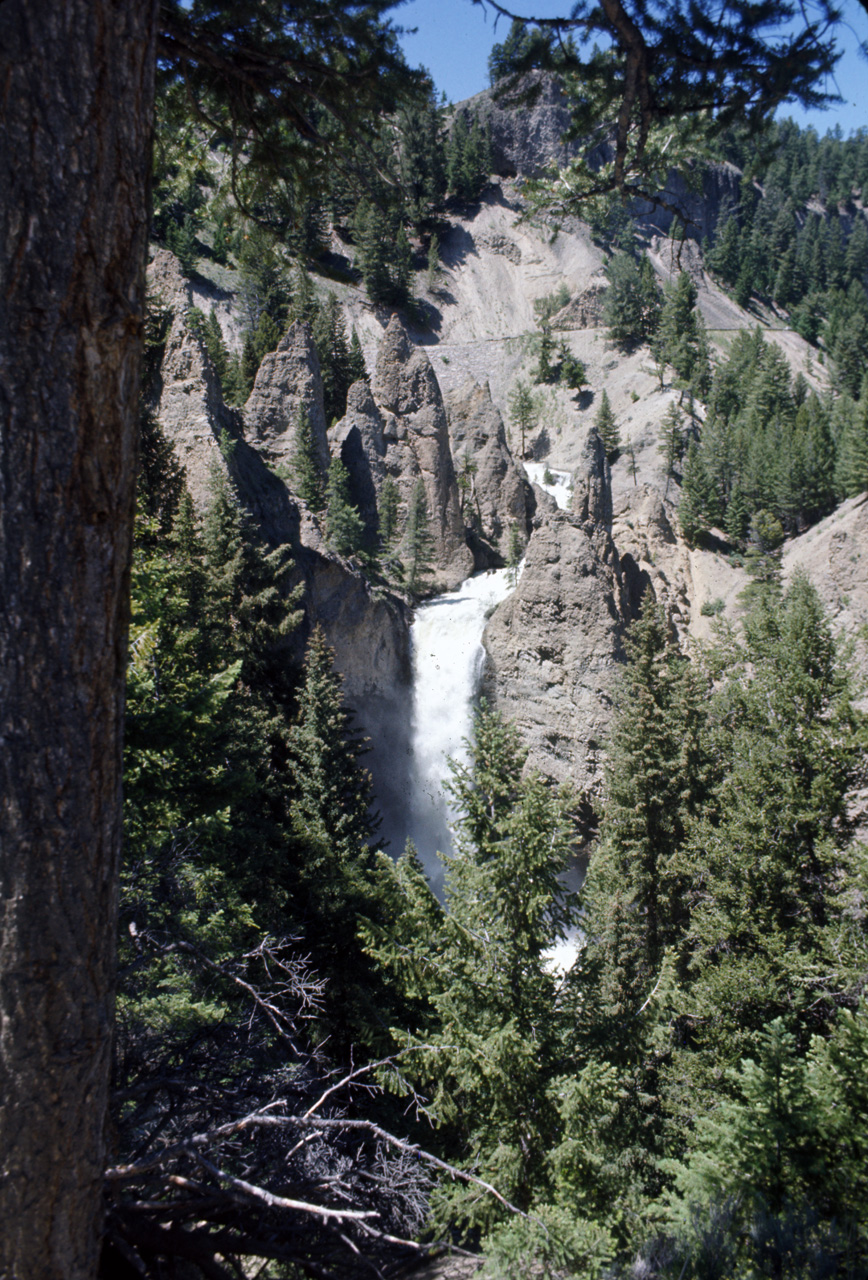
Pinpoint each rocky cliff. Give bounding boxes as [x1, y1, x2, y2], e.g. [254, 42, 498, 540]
[147, 249, 411, 715]
[482, 434, 638, 814]
[445, 378, 536, 555]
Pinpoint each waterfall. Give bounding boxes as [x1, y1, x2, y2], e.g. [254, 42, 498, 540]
[404, 567, 516, 892]
[523, 462, 573, 510]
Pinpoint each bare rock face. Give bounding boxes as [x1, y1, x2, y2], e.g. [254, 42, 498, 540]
[457, 73, 582, 179]
[483, 446, 632, 811]
[482, 507, 629, 809]
[571, 428, 612, 528]
[329, 380, 387, 546]
[147, 250, 411, 716]
[550, 279, 608, 330]
[784, 493, 868, 696]
[445, 378, 535, 554]
[371, 316, 474, 589]
[244, 321, 329, 473]
[149, 248, 243, 509]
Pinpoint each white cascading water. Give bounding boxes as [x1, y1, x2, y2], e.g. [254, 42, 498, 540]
[523, 462, 573, 510]
[405, 567, 516, 893]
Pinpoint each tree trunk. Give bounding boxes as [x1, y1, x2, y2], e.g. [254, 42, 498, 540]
[0, 3, 157, 1276]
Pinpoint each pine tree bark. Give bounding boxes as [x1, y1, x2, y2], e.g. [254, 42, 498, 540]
[0, 3, 157, 1276]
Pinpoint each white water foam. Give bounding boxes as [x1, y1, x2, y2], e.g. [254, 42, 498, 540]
[523, 462, 573, 510]
[406, 567, 516, 891]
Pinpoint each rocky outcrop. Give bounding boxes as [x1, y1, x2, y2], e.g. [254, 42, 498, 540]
[149, 249, 243, 508]
[483, 446, 632, 810]
[244, 322, 329, 473]
[483, 508, 628, 808]
[456, 73, 582, 179]
[329, 379, 387, 546]
[783, 492, 868, 698]
[632, 160, 742, 244]
[571, 428, 612, 528]
[550, 279, 608, 330]
[147, 249, 411, 716]
[445, 378, 535, 554]
[371, 316, 474, 589]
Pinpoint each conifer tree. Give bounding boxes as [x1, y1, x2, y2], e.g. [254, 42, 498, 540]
[602, 252, 662, 348]
[285, 626, 389, 1051]
[594, 389, 620, 461]
[658, 401, 686, 492]
[653, 272, 711, 397]
[377, 476, 400, 548]
[537, 321, 558, 384]
[678, 441, 712, 543]
[312, 292, 353, 424]
[354, 201, 393, 305]
[393, 224, 414, 303]
[567, 596, 712, 1209]
[347, 327, 367, 384]
[673, 575, 863, 1114]
[724, 477, 750, 546]
[291, 406, 326, 511]
[325, 457, 365, 557]
[402, 478, 434, 595]
[506, 524, 525, 588]
[835, 388, 868, 497]
[426, 233, 440, 290]
[368, 705, 577, 1227]
[508, 378, 537, 457]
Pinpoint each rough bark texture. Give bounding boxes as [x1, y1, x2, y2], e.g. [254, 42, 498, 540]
[0, 4, 157, 1277]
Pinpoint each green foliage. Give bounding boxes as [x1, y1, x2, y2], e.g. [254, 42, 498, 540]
[447, 112, 491, 201]
[156, 0, 424, 228]
[603, 253, 663, 349]
[402, 478, 435, 595]
[368, 705, 577, 1229]
[672, 574, 864, 1115]
[652, 273, 711, 397]
[569, 598, 712, 1212]
[377, 476, 401, 548]
[835, 386, 868, 497]
[398, 90, 447, 227]
[487, 19, 567, 85]
[506, 524, 525, 587]
[354, 201, 414, 306]
[680, 327, 839, 539]
[291, 406, 326, 511]
[594, 389, 620, 461]
[660, 1009, 868, 1277]
[283, 625, 392, 1048]
[536, 321, 558, 384]
[658, 401, 686, 488]
[557, 340, 587, 391]
[533, 284, 571, 323]
[508, 379, 538, 457]
[325, 457, 365, 557]
[166, 213, 199, 276]
[426, 233, 441, 289]
[679, 441, 715, 543]
[312, 292, 356, 424]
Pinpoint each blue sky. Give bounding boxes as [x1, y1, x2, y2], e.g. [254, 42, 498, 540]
[397, 0, 868, 136]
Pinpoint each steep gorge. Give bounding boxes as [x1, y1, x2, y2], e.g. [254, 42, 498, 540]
[148, 113, 868, 855]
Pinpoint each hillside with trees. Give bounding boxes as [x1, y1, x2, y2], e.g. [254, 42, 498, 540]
[3, 2, 868, 1279]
